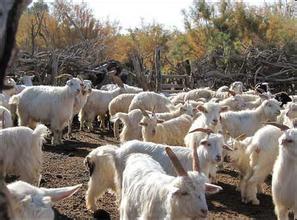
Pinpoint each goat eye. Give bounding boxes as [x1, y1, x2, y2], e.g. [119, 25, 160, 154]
[207, 143, 211, 147]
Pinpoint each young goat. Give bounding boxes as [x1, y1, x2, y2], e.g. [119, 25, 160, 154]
[184, 102, 228, 148]
[140, 110, 193, 146]
[220, 99, 281, 138]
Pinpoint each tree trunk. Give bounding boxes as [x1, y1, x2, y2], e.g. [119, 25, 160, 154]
[0, 1, 32, 218]
[130, 51, 149, 91]
[0, 0, 32, 90]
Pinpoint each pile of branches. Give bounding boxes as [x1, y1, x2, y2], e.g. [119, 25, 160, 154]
[192, 46, 297, 94]
[8, 39, 108, 85]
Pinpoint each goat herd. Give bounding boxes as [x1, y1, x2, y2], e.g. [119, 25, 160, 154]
[0, 72, 296, 219]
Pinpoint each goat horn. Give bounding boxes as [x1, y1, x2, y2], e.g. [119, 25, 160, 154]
[152, 105, 156, 115]
[138, 106, 150, 117]
[235, 133, 247, 141]
[228, 90, 236, 96]
[165, 147, 188, 177]
[192, 144, 200, 172]
[77, 75, 84, 82]
[55, 74, 73, 79]
[264, 122, 289, 131]
[188, 128, 213, 135]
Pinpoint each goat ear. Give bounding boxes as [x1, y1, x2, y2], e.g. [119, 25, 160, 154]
[169, 187, 180, 196]
[220, 106, 228, 112]
[205, 183, 223, 194]
[139, 122, 148, 126]
[42, 184, 82, 203]
[235, 133, 246, 141]
[157, 119, 165, 123]
[197, 105, 208, 113]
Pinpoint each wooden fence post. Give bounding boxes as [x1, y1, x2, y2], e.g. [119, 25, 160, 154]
[155, 47, 161, 92]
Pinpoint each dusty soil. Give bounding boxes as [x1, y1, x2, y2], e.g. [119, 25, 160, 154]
[37, 124, 276, 220]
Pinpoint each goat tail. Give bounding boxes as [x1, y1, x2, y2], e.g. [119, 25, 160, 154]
[8, 95, 20, 105]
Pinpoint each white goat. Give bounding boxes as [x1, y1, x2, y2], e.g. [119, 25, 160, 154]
[9, 78, 82, 145]
[79, 87, 125, 130]
[220, 99, 281, 138]
[240, 125, 283, 205]
[0, 106, 13, 128]
[272, 128, 297, 220]
[128, 91, 175, 113]
[67, 80, 92, 137]
[0, 124, 49, 186]
[108, 93, 136, 138]
[8, 181, 81, 220]
[111, 109, 143, 142]
[140, 112, 193, 146]
[120, 148, 222, 220]
[230, 81, 244, 94]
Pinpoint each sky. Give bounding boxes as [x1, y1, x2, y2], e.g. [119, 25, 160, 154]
[37, 0, 277, 32]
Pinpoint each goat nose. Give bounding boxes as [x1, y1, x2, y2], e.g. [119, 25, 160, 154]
[200, 209, 208, 216]
[216, 155, 221, 162]
[213, 119, 218, 123]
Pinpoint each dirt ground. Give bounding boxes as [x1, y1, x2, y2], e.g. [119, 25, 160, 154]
[37, 124, 277, 220]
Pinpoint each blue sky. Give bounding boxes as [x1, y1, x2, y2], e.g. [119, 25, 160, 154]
[35, 0, 277, 31]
